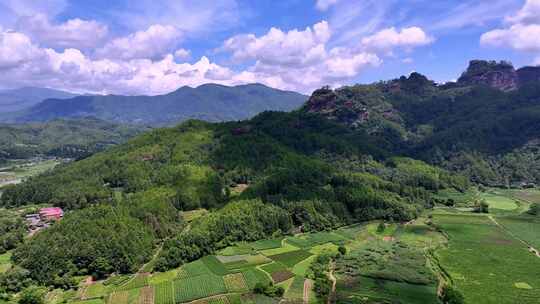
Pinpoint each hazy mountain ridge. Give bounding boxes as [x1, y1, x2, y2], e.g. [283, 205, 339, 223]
[0, 87, 76, 113]
[8, 83, 307, 126]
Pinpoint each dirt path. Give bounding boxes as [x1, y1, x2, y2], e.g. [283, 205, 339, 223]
[303, 279, 312, 304]
[138, 244, 163, 273]
[327, 262, 337, 304]
[488, 215, 540, 258]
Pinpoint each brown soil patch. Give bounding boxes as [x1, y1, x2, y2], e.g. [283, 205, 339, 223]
[138, 286, 154, 304]
[271, 270, 295, 283]
[382, 236, 395, 242]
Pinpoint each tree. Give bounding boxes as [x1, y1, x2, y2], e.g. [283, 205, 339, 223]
[18, 286, 46, 304]
[377, 222, 386, 233]
[338, 245, 347, 255]
[441, 285, 464, 304]
[473, 199, 489, 213]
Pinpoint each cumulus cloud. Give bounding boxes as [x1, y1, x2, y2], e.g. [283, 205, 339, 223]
[506, 0, 540, 25]
[96, 24, 182, 60]
[0, 28, 295, 95]
[221, 21, 383, 93]
[223, 21, 331, 68]
[0, 30, 43, 69]
[481, 0, 540, 58]
[174, 49, 190, 60]
[316, 0, 340, 11]
[361, 27, 433, 54]
[481, 24, 540, 52]
[15, 14, 108, 49]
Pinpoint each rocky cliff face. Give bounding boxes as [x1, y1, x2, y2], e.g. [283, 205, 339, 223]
[458, 60, 540, 91]
[457, 60, 519, 91]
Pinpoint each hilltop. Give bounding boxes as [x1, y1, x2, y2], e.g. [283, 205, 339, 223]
[6, 84, 307, 126]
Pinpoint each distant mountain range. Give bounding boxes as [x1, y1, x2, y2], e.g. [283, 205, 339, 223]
[0, 87, 76, 113]
[2, 84, 307, 126]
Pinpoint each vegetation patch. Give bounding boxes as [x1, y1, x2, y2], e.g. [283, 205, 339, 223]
[173, 274, 227, 303]
[154, 281, 174, 304]
[434, 213, 540, 304]
[515, 282, 533, 290]
[268, 250, 312, 268]
[249, 239, 283, 251]
[283, 276, 304, 300]
[260, 242, 300, 256]
[270, 270, 295, 284]
[241, 268, 272, 290]
[223, 273, 248, 292]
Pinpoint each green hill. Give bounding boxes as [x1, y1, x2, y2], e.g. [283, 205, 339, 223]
[9, 83, 307, 126]
[0, 117, 146, 160]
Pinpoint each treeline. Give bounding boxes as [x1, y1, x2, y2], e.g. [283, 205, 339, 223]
[155, 200, 291, 270]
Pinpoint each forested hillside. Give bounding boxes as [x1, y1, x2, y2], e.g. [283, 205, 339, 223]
[303, 60, 540, 186]
[0, 118, 146, 161]
[0, 109, 468, 284]
[8, 84, 306, 126]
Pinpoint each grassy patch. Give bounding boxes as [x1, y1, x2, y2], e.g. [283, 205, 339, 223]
[249, 238, 283, 251]
[149, 270, 177, 285]
[497, 215, 540, 249]
[284, 276, 304, 300]
[335, 275, 439, 304]
[173, 274, 227, 303]
[480, 192, 518, 211]
[292, 255, 316, 277]
[223, 273, 248, 292]
[260, 242, 300, 256]
[434, 213, 540, 304]
[0, 251, 12, 273]
[201, 256, 229, 276]
[309, 243, 339, 255]
[154, 281, 174, 304]
[241, 268, 272, 290]
[269, 250, 312, 268]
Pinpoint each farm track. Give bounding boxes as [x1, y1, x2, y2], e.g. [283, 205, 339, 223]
[327, 262, 336, 304]
[488, 215, 540, 258]
[303, 279, 312, 304]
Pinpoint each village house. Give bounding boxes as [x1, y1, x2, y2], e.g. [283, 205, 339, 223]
[25, 207, 64, 235]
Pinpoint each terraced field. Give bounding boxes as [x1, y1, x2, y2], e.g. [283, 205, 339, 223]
[60, 202, 540, 304]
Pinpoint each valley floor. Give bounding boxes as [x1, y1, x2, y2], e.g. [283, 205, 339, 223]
[4, 188, 539, 304]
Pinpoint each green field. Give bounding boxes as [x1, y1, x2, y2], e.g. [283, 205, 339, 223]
[173, 274, 227, 303]
[479, 192, 518, 211]
[335, 275, 439, 304]
[0, 251, 12, 273]
[433, 213, 540, 304]
[496, 215, 540, 249]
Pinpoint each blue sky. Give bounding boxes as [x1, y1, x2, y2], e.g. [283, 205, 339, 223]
[0, 0, 538, 95]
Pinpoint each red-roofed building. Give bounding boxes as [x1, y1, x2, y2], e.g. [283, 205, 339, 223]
[39, 207, 64, 221]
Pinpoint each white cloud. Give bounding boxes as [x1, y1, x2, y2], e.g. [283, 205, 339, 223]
[96, 24, 182, 60]
[0, 30, 43, 69]
[15, 14, 108, 49]
[316, 0, 340, 11]
[221, 21, 382, 93]
[481, 24, 540, 52]
[481, 0, 540, 59]
[174, 49, 191, 60]
[361, 27, 433, 53]
[0, 28, 302, 95]
[506, 0, 540, 24]
[223, 21, 331, 68]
